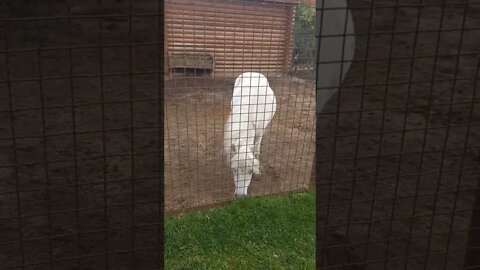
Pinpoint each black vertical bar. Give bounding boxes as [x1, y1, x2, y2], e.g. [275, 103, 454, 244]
[346, 1, 374, 267]
[2, 1, 26, 269]
[425, 0, 469, 268]
[461, 57, 480, 270]
[66, 0, 81, 268]
[378, 1, 403, 268]
[319, 0, 351, 267]
[397, 0, 426, 268]
[34, 2, 54, 268]
[127, 0, 136, 267]
[444, 3, 474, 269]
[96, 0, 109, 268]
[465, 178, 480, 269]
[316, 0, 327, 267]
[403, 0, 447, 267]
[158, 0, 165, 268]
[362, 0, 399, 265]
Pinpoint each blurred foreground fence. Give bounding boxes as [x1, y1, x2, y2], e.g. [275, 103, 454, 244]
[0, 0, 163, 269]
[0, 0, 317, 269]
[316, 0, 480, 269]
[2, 0, 479, 269]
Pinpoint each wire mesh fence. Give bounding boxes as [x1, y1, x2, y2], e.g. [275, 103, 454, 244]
[164, 0, 316, 212]
[0, 0, 163, 269]
[0, 0, 316, 268]
[317, 0, 480, 269]
[1, 0, 479, 269]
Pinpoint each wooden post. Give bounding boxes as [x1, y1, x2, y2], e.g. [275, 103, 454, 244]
[464, 178, 480, 269]
[283, 6, 296, 73]
[165, 2, 171, 77]
[164, 41, 170, 78]
[211, 54, 215, 78]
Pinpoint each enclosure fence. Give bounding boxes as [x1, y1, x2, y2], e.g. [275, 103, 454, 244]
[1, 0, 480, 269]
[317, 0, 480, 269]
[1, 0, 163, 269]
[0, 0, 316, 268]
[164, 0, 316, 212]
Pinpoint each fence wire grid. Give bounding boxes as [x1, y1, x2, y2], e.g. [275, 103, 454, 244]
[0, 0, 163, 269]
[164, 0, 316, 212]
[0, 0, 315, 268]
[1, 0, 480, 269]
[316, 0, 480, 269]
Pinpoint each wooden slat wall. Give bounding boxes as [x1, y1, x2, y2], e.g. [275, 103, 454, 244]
[165, 0, 296, 75]
[283, 6, 295, 72]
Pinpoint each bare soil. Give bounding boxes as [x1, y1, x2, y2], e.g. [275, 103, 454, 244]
[0, 0, 316, 268]
[0, 0, 479, 270]
[164, 75, 316, 212]
[318, 1, 480, 269]
[0, 1, 163, 269]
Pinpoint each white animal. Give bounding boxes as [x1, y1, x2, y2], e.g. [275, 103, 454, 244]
[224, 72, 277, 197]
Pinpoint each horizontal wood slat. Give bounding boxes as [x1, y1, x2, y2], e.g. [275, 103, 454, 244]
[166, 9, 288, 22]
[165, 18, 288, 31]
[165, 4, 288, 16]
[217, 62, 284, 66]
[216, 57, 283, 62]
[166, 46, 285, 53]
[216, 65, 283, 69]
[167, 48, 285, 57]
[166, 0, 295, 74]
[166, 0, 292, 14]
[168, 37, 285, 46]
[167, 31, 285, 40]
[169, 47, 284, 57]
[216, 63, 284, 68]
[166, 22, 287, 36]
[167, 44, 285, 50]
[168, 43, 285, 51]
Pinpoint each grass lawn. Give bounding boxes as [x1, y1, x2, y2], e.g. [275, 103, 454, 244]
[164, 191, 315, 270]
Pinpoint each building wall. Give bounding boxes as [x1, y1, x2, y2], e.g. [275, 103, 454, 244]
[165, 0, 296, 76]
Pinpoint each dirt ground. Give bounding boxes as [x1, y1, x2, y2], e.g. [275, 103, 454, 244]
[164, 75, 316, 212]
[0, 1, 163, 269]
[0, 0, 315, 268]
[318, 1, 480, 269]
[0, 0, 479, 269]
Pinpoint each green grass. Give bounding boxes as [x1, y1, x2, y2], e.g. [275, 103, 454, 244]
[165, 191, 315, 270]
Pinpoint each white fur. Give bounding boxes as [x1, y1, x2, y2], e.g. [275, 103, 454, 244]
[224, 72, 277, 197]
